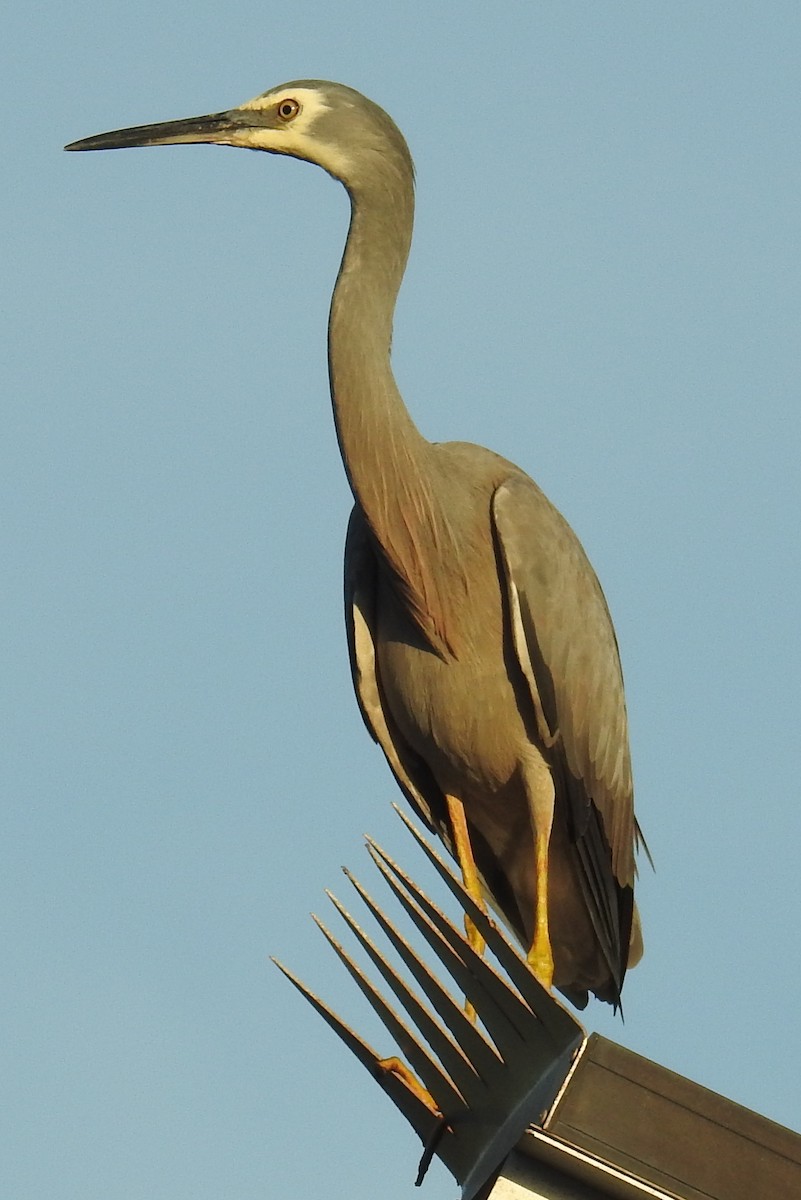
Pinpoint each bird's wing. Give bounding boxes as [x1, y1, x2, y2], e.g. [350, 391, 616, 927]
[491, 476, 636, 889]
[344, 507, 446, 837]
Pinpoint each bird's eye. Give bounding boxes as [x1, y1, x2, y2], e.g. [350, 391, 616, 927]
[277, 98, 300, 121]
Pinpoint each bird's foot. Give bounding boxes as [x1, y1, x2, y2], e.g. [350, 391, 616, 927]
[527, 931, 554, 991]
[462, 916, 484, 1023]
[377, 1057, 440, 1116]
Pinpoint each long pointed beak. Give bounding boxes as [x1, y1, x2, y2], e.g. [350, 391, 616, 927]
[64, 110, 245, 152]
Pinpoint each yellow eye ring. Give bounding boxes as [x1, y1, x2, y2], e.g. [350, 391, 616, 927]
[277, 98, 300, 121]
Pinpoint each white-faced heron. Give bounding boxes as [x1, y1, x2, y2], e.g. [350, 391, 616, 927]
[66, 80, 646, 1009]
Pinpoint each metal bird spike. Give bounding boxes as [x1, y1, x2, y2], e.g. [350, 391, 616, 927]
[273, 808, 585, 1198]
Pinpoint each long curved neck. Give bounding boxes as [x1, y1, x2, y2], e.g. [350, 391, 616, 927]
[329, 163, 460, 655]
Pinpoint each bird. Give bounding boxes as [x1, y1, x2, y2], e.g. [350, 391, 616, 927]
[66, 79, 645, 1009]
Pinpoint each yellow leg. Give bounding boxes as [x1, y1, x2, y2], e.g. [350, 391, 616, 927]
[445, 794, 487, 959]
[527, 825, 554, 989]
[377, 1057, 440, 1115]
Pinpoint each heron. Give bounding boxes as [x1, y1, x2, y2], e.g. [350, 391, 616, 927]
[66, 79, 645, 1010]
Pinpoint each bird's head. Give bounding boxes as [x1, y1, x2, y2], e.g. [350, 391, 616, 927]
[65, 79, 413, 191]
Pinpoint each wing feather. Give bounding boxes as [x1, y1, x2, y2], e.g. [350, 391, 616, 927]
[492, 477, 638, 1000]
[344, 507, 445, 836]
[491, 476, 636, 889]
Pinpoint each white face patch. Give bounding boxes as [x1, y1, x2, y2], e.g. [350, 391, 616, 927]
[239, 85, 331, 120]
[231, 85, 352, 179]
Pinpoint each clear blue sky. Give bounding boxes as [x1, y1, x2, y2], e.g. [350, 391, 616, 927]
[5, 4, 801, 1197]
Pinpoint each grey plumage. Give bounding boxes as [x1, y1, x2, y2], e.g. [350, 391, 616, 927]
[66, 78, 645, 1008]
